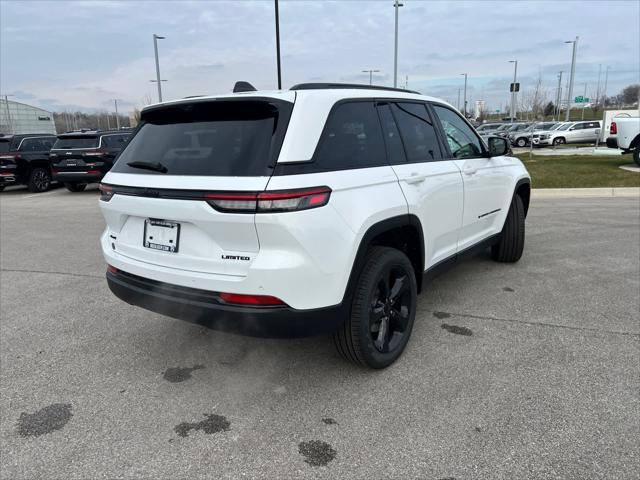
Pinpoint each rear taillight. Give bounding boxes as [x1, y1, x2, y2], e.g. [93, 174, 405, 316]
[219, 292, 286, 306]
[84, 150, 107, 157]
[107, 264, 119, 274]
[99, 183, 113, 202]
[610, 122, 617, 135]
[86, 170, 101, 175]
[205, 186, 331, 213]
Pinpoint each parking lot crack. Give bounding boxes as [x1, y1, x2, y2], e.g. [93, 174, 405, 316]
[1, 268, 103, 280]
[435, 311, 640, 338]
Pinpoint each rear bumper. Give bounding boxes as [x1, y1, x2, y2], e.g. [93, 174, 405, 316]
[606, 137, 619, 149]
[106, 269, 347, 338]
[53, 171, 105, 183]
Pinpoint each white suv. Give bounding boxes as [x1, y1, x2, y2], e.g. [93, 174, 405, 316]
[538, 120, 602, 146]
[100, 83, 531, 368]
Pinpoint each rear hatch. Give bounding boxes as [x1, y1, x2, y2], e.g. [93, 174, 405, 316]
[101, 96, 294, 276]
[0, 138, 17, 178]
[50, 135, 100, 172]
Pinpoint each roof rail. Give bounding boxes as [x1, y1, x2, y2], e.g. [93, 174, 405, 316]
[290, 82, 420, 95]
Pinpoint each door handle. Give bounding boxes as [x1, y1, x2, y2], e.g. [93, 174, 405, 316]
[462, 166, 477, 176]
[405, 173, 427, 184]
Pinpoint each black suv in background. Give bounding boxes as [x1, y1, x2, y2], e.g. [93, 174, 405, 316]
[0, 134, 57, 192]
[50, 130, 131, 192]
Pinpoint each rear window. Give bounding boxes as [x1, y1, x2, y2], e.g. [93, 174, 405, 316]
[53, 136, 99, 149]
[0, 140, 10, 152]
[112, 100, 292, 176]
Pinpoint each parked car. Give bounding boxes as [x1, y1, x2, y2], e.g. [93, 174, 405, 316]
[475, 122, 504, 134]
[50, 130, 131, 191]
[100, 82, 531, 368]
[510, 122, 558, 147]
[607, 117, 640, 165]
[0, 133, 57, 192]
[532, 122, 570, 146]
[479, 123, 513, 140]
[538, 120, 602, 146]
[499, 123, 532, 141]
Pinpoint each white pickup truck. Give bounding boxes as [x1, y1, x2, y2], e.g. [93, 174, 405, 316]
[607, 116, 640, 165]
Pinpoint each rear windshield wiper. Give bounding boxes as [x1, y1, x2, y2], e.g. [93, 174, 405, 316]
[126, 161, 168, 173]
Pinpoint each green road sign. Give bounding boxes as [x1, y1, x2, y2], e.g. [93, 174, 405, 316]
[574, 96, 590, 103]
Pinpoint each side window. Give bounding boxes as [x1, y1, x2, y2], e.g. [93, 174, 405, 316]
[391, 102, 442, 162]
[19, 139, 40, 152]
[103, 135, 128, 149]
[432, 105, 484, 159]
[377, 103, 407, 165]
[314, 101, 386, 170]
[41, 138, 54, 150]
[587, 122, 600, 129]
[571, 123, 584, 130]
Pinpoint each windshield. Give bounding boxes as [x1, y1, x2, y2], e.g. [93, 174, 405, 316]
[53, 136, 99, 149]
[557, 123, 572, 131]
[112, 100, 292, 176]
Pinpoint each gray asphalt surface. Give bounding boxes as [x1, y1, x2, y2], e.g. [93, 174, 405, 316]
[1, 185, 639, 479]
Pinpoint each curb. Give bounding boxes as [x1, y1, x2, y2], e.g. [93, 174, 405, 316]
[532, 187, 640, 198]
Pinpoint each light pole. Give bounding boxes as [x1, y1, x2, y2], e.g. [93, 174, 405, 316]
[362, 69, 380, 85]
[595, 64, 602, 109]
[602, 65, 610, 108]
[564, 36, 578, 121]
[152, 34, 165, 102]
[509, 60, 518, 122]
[581, 83, 587, 120]
[457, 89, 461, 111]
[113, 99, 121, 129]
[554, 71, 563, 121]
[461, 73, 468, 118]
[275, 0, 282, 89]
[393, 1, 403, 88]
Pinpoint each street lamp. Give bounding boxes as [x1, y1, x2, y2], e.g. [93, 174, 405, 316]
[152, 34, 166, 102]
[509, 60, 518, 122]
[362, 69, 380, 85]
[460, 73, 468, 117]
[275, 0, 282, 89]
[602, 65, 610, 107]
[564, 36, 578, 121]
[393, 1, 403, 88]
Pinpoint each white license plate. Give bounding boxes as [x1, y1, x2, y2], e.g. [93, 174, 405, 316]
[143, 219, 180, 253]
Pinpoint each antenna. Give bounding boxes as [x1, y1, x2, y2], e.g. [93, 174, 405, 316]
[233, 81, 257, 93]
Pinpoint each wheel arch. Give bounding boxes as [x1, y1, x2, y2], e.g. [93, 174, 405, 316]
[342, 215, 425, 304]
[514, 178, 531, 217]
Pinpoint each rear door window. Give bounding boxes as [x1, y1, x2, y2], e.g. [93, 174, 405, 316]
[313, 101, 386, 170]
[391, 102, 442, 162]
[112, 100, 291, 176]
[101, 134, 129, 149]
[53, 136, 100, 149]
[432, 105, 484, 159]
[377, 103, 407, 165]
[0, 139, 12, 152]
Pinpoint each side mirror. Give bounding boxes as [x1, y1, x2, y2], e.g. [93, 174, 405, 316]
[488, 136, 509, 157]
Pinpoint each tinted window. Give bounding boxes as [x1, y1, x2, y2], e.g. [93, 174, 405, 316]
[101, 134, 129, 149]
[113, 100, 291, 176]
[0, 140, 11, 152]
[571, 123, 585, 130]
[53, 136, 99, 149]
[20, 138, 50, 152]
[314, 101, 386, 170]
[377, 103, 407, 165]
[587, 122, 600, 129]
[557, 123, 572, 131]
[41, 138, 54, 150]
[391, 103, 441, 162]
[432, 105, 483, 159]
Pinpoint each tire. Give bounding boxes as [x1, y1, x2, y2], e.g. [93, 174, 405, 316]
[516, 137, 527, 148]
[0, 186, 5, 192]
[333, 246, 417, 369]
[552, 137, 565, 146]
[27, 167, 51, 193]
[633, 148, 640, 167]
[65, 182, 87, 192]
[491, 194, 525, 263]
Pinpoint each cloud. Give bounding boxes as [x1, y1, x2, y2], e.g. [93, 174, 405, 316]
[1, 0, 637, 112]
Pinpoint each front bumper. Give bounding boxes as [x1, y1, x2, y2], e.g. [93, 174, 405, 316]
[106, 269, 347, 338]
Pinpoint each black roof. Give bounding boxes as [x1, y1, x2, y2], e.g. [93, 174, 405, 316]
[57, 129, 131, 138]
[290, 82, 421, 95]
[0, 133, 56, 140]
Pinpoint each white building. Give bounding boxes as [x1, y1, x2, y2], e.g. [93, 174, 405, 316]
[0, 99, 56, 135]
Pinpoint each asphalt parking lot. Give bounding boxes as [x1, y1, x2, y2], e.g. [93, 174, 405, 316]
[1, 185, 638, 479]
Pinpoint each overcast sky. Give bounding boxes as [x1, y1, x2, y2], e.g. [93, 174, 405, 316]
[1, 0, 638, 114]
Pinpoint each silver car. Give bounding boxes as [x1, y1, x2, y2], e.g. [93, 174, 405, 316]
[510, 122, 559, 147]
[538, 121, 602, 146]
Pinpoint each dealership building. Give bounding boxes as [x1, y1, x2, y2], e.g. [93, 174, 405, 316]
[0, 98, 56, 135]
